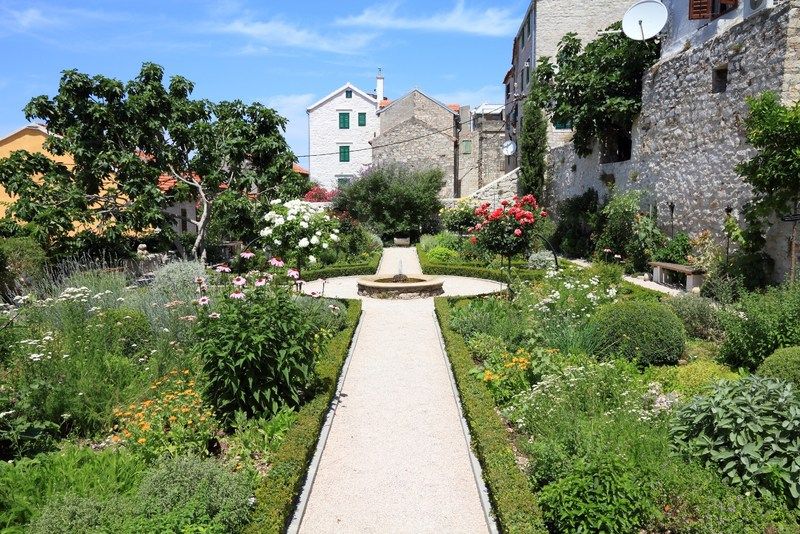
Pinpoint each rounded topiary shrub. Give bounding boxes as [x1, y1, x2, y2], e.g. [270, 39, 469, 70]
[586, 301, 685, 366]
[427, 246, 460, 264]
[757, 346, 800, 388]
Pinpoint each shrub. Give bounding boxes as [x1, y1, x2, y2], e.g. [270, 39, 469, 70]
[136, 455, 254, 533]
[440, 201, 479, 234]
[663, 294, 723, 341]
[539, 456, 655, 533]
[527, 250, 556, 270]
[585, 301, 685, 365]
[646, 359, 739, 398]
[450, 297, 528, 346]
[552, 189, 602, 258]
[419, 231, 464, 253]
[470, 195, 548, 266]
[333, 164, 444, 240]
[671, 376, 800, 507]
[151, 260, 207, 301]
[720, 283, 800, 370]
[653, 232, 692, 264]
[427, 246, 460, 264]
[93, 307, 153, 358]
[758, 346, 800, 388]
[28, 493, 130, 534]
[0, 236, 47, 289]
[197, 283, 324, 422]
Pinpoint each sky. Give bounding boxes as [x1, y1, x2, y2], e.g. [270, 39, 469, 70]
[0, 0, 528, 166]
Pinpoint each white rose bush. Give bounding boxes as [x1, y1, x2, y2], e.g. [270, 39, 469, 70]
[260, 199, 340, 275]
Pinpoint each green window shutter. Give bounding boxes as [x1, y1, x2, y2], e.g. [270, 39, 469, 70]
[461, 140, 473, 154]
[339, 112, 350, 129]
[345, 89, 353, 98]
[358, 112, 367, 126]
[339, 145, 350, 162]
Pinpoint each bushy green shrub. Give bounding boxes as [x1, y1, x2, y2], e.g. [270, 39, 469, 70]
[527, 250, 556, 270]
[663, 294, 723, 341]
[552, 189, 602, 258]
[646, 359, 739, 398]
[197, 284, 322, 422]
[440, 201, 479, 234]
[0, 445, 145, 528]
[419, 231, 464, 253]
[292, 296, 346, 332]
[333, 164, 444, 240]
[539, 456, 655, 533]
[151, 260, 207, 301]
[671, 376, 800, 507]
[427, 246, 460, 264]
[136, 456, 254, 533]
[0, 236, 47, 288]
[28, 493, 130, 534]
[758, 346, 800, 388]
[720, 282, 800, 370]
[653, 232, 692, 264]
[585, 301, 685, 365]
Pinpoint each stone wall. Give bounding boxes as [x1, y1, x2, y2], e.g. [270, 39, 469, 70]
[469, 168, 520, 207]
[458, 115, 506, 196]
[545, 2, 798, 280]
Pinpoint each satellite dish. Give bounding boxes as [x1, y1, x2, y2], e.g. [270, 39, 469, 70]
[502, 140, 517, 156]
[622, 0, 668, 41]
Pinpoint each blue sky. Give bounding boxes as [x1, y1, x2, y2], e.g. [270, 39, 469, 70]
[0, 0, 527, 165]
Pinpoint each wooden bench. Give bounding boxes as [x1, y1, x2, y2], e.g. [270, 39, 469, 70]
[648, 261, 706, 292]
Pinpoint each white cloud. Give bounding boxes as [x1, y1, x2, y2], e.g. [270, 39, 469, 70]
[263, 93, 316, 166]
[0, 7, 57, 31]
[215, 18, 377, 54]
[432, 85, 504, 107]
[336, 1, 520, 38]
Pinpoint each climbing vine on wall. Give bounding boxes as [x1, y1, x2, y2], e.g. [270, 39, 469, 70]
[531, 23, 660, 159]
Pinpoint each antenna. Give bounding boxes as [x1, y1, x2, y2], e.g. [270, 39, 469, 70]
[622, 0, 668, 41]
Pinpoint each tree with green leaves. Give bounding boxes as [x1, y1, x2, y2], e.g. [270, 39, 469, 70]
[737, 91, 800, 280]
[531, 24, 659, 159]
[518, 92, 549, 199]
[0, 63, 297, 261]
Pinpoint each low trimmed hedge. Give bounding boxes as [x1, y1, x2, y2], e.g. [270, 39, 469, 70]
[434, 298, 546, 533]
[301, 252, 381, 280]
[245, 299, 362, 533]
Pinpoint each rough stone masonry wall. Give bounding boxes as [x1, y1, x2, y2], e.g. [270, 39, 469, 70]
[546, 2, 798, 280]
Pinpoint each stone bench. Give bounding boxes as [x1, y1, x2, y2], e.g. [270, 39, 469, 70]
[648, 261, 706, 292]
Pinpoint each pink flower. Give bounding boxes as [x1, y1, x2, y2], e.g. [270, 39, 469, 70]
[229, 290, 246, 300]
[232, 276, 247, 287]
[514, 228, 522, 237]
[208, 312, 221, 319]
[310, 291, 321, 298]
[198, 296, 210, 306]
[255, 278, 267, 287]
[240, 250, 255, 259]
[287, 269, 300, 280]
[194, 277, 205, 285]
[215, 264, 231, 273]
[269, 257, 285, 267]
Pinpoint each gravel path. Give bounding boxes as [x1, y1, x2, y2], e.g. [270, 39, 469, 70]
[295, 248, 497, 533]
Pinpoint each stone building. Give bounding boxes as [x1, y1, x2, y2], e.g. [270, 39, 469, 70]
[543, 0, 800, 281]
[503, 0, 632, 171]
[371, 90, 505, 198]
[306, 73, 389, 190]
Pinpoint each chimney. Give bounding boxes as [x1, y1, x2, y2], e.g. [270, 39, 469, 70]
[376, 68, 384, 109]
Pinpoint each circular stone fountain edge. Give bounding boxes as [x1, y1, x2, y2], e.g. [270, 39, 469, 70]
[357, 274, 444, 299]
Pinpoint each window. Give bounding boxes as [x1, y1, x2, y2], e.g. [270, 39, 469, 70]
[345, 89, 353, 98]
[336, 175, 354, 188]
[526, 11, 531, 39]
[339, 145, 350, 162]
[180, 208, 188, 232]
[338, 112, 350, 129]
[553, 119, 573, 130]
[688, 0, 738, 20]
[461, 140, 473, 155]
[505, 83, 511, 100]
[358, 112, 367, 126]
[712, 65, 729, 93]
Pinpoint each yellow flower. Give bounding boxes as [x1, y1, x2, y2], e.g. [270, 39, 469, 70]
[137, 437, 146, 444]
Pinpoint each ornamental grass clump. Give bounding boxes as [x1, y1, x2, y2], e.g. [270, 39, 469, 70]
[585, 300, 685, 366]
[195, 275, 330, 423]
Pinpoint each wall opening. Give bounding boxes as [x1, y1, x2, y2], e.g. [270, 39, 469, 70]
[712, 66, 729, 93]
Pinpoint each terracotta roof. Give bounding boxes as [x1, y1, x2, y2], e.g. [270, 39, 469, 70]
[292, 162, 310, 176]
[379, 98, 391, 109]
[447, 104, 461, 113]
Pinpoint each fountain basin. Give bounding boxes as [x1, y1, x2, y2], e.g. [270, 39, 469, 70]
[357, 274, 444, 299]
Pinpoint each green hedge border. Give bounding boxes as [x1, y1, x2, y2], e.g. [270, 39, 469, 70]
[418, 246, 661, 302]
[301, 252, 381, 280]
[246, 299, 362, 533]
[434, 297, 546, 533]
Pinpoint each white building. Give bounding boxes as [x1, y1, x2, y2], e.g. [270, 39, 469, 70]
[307, 72, 386, 189]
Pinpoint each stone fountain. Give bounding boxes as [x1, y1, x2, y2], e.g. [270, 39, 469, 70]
[357, 259, 444, 299]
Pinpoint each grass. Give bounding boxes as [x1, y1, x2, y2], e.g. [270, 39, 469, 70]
[434, 297, 546, 533]
[245, 299, 362, 533]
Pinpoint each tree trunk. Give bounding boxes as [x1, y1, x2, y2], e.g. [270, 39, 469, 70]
[791, 219, 797, 282]
[192, 199, 211, 264]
